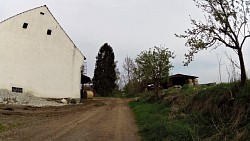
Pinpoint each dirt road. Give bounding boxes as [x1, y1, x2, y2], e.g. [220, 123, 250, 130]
[0, 98, 140, 141]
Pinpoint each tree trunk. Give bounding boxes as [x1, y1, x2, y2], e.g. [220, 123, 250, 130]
[238, 49, 247, 86]
[154, 81, 159, 100]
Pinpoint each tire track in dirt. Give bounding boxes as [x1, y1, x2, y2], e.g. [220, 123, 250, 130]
[56, 98, 140, 141]
[37, 105, 103, 140]
[19, 102, 102, 141]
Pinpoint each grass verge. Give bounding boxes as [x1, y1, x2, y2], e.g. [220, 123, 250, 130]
[129, 100, 195, 141]
[130, 80, 250, 140]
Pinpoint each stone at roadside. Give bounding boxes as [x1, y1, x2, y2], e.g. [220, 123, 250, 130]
[61, 98, 68, 104]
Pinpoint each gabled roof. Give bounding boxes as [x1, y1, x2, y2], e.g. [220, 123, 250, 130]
[0, 5, 84, 58]
[170, 74, 198, 79]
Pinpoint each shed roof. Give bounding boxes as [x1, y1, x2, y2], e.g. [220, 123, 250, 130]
[170, 74, 198, 79]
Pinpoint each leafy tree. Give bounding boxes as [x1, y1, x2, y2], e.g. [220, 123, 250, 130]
[93, 43, 117, 96]
[135, 46, 175, 98]
[176, 0, 250, 86]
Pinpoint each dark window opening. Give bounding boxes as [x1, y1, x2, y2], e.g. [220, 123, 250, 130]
[22, 23, 28, 29]
[40, 12, 45, 15]
[47, 29, 52, 35]
[12, 87, 23, 93]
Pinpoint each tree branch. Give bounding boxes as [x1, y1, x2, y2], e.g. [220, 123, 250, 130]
[218, 1, 239, 46]
[240, 34, 250, 49]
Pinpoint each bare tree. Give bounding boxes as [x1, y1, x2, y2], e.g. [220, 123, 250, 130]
[216, 54, 225, 83]
[122, 56, 136, 85]
[224, 51, 241, 82]
[176, 0, 250, 86]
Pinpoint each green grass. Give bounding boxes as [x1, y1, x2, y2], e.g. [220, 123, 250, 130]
[0, 123, 7, 132]
[188, 81, 250, 140]
[130, 80, 250, 140]
[0, 121, 23, 133]
[129, 101, 195, 141]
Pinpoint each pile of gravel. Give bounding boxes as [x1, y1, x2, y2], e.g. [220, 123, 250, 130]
[0, 89, 65, 107]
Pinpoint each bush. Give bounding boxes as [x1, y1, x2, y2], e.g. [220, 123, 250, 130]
[138, 91, 155, 102]
[112, 88, 125, 98]
[123, 81, 141, 97]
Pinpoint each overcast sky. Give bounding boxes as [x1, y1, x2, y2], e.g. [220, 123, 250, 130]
[0, 0, 249, 84]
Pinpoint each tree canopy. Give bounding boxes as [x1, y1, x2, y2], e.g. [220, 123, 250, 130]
[92, 43, 117, 96]
[176, 0, 250, 86]
[135, 46, 175, 98]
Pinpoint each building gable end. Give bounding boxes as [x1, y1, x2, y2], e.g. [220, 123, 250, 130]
[0, 5, 84, 58]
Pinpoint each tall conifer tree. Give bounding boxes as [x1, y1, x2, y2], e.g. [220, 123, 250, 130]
[93, 43, 117, 96]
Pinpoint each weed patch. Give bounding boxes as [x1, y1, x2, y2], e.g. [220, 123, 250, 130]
[0, 123, 7, 132]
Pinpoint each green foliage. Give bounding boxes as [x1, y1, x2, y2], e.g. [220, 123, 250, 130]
[0, 123, 7, 132]
[138, 91, 155, 102]
[135, 46, 174, 81]
[93, 43, 117, 97]
[176, 0, 250, 65]
[135, 46, 175, 98]
[176, 0, 249, 85]
[186, 80, 250, 140]
[112, 88, 125, 98]
[0, 122, 20, 132]
[123, 81, 141, 97]
[131, 81, 250, 140]
[129, 100, 195, 141]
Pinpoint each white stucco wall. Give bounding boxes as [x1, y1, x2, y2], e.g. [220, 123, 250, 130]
[0, 6, 84, 98]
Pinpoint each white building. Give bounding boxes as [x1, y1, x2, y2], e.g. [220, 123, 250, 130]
[0, 5, 85, 98]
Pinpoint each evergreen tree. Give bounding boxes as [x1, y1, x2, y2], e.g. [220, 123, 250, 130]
[93, 43, 117, 96]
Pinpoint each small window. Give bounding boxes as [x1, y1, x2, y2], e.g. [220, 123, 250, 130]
[47, 29, 52, 35]
[22, 23, 28, 29]
[40, 12, 44, 15]
[12, 87, 23, 93]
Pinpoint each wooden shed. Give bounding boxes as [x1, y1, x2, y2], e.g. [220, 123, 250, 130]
[168, 74, 198, 87]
